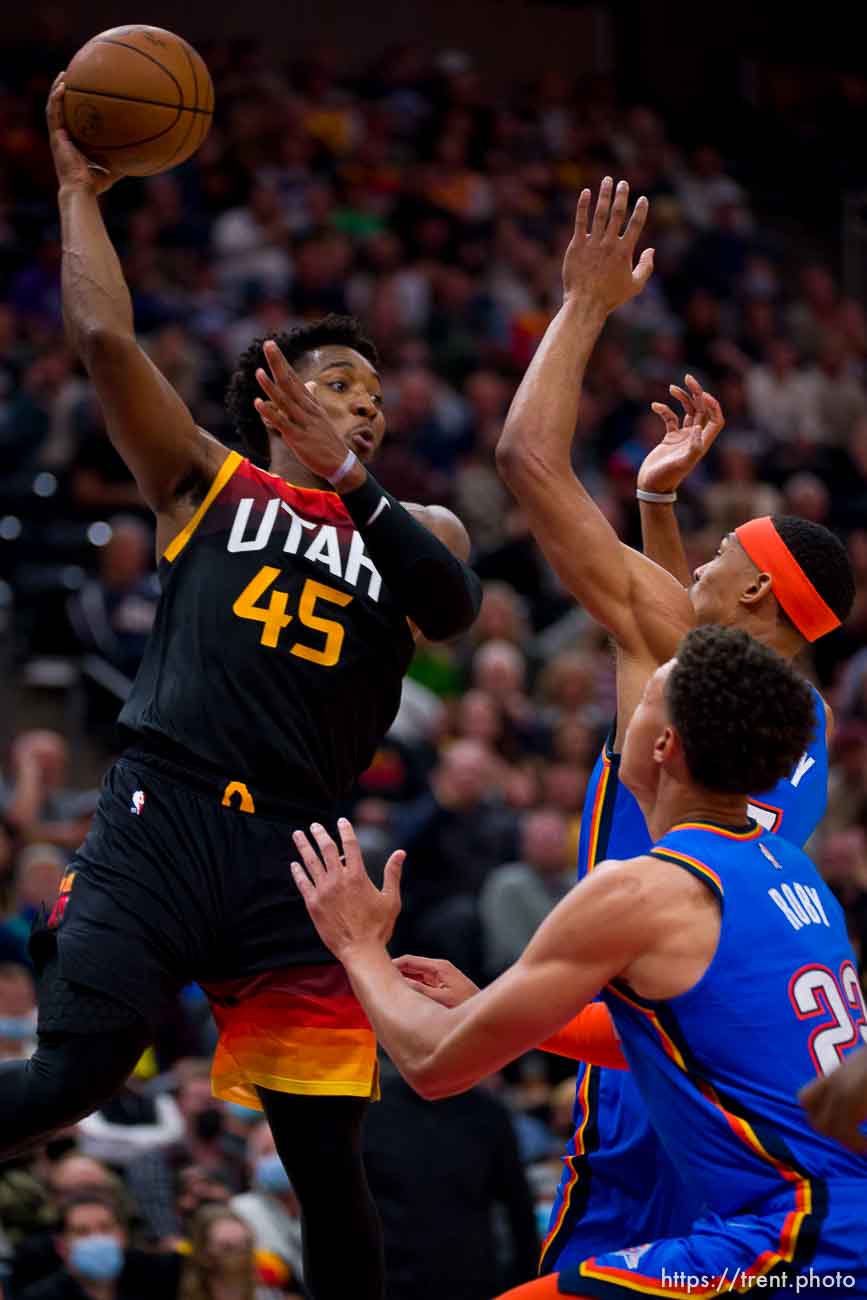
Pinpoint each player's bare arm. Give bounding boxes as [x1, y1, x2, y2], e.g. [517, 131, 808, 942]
[638, 375, 725, 588]
[495, 180, 693, 667]
[395, 956, 627, 1067]
[291, 821, 716, 1099]
[49, 79, 225, 546]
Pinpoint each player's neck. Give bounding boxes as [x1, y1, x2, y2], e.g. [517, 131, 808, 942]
[644, 777, 750, 842]
[267, 442, 332, 492]
[736, 614, 803, 664]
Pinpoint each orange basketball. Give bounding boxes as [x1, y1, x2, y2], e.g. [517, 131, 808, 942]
[63, 25, 214, 178]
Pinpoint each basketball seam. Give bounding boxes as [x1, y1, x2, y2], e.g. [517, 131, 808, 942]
[94, 38, 185, 103]
[157, 36, 201, 170]
[65, 86, 211, 115]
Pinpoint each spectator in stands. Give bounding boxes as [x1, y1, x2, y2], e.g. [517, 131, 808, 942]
[0, 961, 36, 1060]
[479, 807, 573, 976]
[745, 339, 811, 441]
[125, 1063, 245, 1250]
[17, 1190, 180, 1300]
[0, 731, 95, 853]
[8, 1154, 133, 1295]
[230, 1121, 304, 1288]
[66, 515, 159, 737]
[363, 1056, 539, 1300]
[0, 843, 65, 958]
[390, 739, 518, 979]
[178, 1205, 292, 1300]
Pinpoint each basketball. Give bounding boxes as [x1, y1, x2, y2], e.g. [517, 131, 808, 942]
[63, 25, 214, 178]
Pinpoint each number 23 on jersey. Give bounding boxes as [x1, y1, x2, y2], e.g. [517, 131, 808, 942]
[234, 567, 352, 666]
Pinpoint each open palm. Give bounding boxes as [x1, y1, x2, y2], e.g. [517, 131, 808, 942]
[638, 374, 724, 494]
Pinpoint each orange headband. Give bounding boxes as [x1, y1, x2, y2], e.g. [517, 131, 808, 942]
[735, 517, 841, 642]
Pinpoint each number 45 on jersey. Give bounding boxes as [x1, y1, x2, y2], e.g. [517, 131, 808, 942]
[234, 568, 352, 666]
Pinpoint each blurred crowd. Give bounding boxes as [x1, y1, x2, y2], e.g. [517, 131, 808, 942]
[2, 29, 867, 1300]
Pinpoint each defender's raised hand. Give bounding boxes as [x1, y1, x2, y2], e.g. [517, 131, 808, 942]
[639, 374, 725, 495]
[291, 818, 405, 961]
[46, 76, 118, 196]
[562, 178, 654, 315]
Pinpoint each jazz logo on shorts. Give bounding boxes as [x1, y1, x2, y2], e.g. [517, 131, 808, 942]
[130, 789, 147, 816]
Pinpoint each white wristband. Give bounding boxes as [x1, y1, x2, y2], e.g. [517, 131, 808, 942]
[326, 448, 358, 488]
[636, 488, 677, 504]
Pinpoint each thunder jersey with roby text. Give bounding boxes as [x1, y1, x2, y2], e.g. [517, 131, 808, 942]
[541, 692, 828, 1272]
[120, 452, 415, 805]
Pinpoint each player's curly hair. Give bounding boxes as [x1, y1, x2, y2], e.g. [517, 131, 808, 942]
[667, 625, 815, 795]
[225, 315, 379, 467]
[770, 515, 855, 630]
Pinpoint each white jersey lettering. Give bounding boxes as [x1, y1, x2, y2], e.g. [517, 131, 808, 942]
[790, 752, 816, 789]
[227, 497, 280, 552]
[344, 530, 383, 602]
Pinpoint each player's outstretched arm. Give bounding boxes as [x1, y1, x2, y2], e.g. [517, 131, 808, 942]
[49, 79, 223, 518]
[496, 181, 691, 661]
[638, 375, 725, 588]
[292, 820, 649, 1099]
[393, 954, 628, 1068]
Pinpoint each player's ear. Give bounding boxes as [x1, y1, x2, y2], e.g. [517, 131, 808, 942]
[739, 569, 773, 608]
[653, 725, 671, 766]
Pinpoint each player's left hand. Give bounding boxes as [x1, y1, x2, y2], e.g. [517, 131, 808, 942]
[393, 955, 480, 1007]
[638, 374, 725, 495]
[291, 818, 405, 960]
[798, 1048, 867, 1155]
[254, 340, 348, 480]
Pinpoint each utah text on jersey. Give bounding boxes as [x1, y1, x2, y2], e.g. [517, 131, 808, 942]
[226, 496, 384, 601]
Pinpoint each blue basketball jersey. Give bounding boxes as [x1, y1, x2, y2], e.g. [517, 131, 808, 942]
[541, 690, 830, 1273]
[603, 823, 867, 1213]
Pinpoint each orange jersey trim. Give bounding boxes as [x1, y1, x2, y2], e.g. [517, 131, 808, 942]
[585, 751, 613, 874]
[163, 449, 242, 562]
[538, 1065, 595, 1270]
[649, 847, 724, 898]
[667, 820, 762, 841]
[592, 984, 814, 1293]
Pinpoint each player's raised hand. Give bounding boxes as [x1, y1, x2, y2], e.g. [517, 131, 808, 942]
[46, 75, 117, 196]
[638, 374, 725, 495]
[562, 178, 654, 315]
[393, 955, 480, 1008]
[798, 1048, 867, 1155]
[291, 818, 405, 960]
[255, 340, 351, 481]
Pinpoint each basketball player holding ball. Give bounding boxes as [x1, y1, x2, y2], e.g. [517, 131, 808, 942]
[0, 54, 480, 1300]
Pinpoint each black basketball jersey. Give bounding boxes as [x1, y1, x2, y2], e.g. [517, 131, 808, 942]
[120, 451, 415, 805]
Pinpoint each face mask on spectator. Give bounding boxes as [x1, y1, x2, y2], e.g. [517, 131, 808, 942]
[70, 1234, 124, 1281]
[194, 1106, 223, 1140]
[226, 1101, 260, 1123]
[255, 1154, 292, 1194]
[0, 1011, 37, 1039]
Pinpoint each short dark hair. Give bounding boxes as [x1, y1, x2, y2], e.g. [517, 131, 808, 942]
[771, 516, 855, 631]
[667, 626, 816, 795]
[58, 1189, 126, 1233]
[225, 315, 379, 467]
